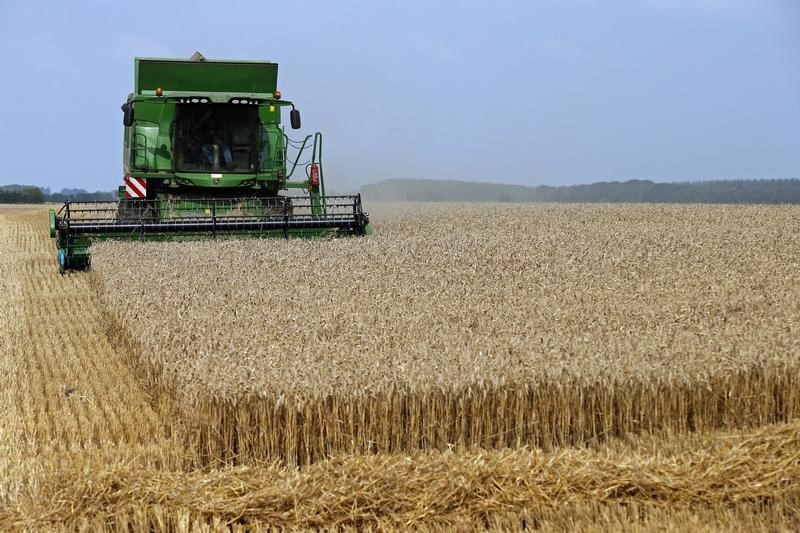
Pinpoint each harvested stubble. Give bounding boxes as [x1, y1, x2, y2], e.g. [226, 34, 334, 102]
[3, 419, 799, 531]
[91, 203, 800, 464]
[0, 209, 178, 505]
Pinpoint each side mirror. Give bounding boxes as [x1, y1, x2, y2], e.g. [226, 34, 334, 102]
[122, 103, 134, 127]
[290, 108, 301, 129]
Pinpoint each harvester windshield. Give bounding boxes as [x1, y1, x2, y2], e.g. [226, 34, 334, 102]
[174, 104, 259, 173]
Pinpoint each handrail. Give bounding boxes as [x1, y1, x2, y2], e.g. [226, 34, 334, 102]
[311, 132, 327, 215]
[281, 132, 312, 179]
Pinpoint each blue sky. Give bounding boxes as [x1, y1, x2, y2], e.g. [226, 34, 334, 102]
[0, 0, 797, 191]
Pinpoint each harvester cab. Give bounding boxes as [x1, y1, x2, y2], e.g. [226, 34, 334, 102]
[49, 53, 371, 273]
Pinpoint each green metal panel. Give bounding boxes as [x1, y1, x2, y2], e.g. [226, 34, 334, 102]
[259, 123, 284, 174]
[259, 102, 281, 124]
[171, 173, 256, 188]
[128, 100, 174, 172]
[135, 58, 278, 95]
[123, 123, 132, 175]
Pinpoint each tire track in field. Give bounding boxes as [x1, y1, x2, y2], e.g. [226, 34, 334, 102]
[0, 208, 171, 503]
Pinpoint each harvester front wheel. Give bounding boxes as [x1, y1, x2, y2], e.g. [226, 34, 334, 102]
[57, 248, 66, 275]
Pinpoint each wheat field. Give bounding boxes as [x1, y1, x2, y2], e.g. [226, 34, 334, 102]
[1, 202, 799, 530]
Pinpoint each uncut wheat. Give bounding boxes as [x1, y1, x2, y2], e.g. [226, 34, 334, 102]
[92, 203, 800, 464]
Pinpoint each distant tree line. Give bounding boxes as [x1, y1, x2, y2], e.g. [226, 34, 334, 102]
[5, 179, 800, 205]
[361, 178, 800, 204]
[0, 185, 115, 203]
[0, 185, 44, 203]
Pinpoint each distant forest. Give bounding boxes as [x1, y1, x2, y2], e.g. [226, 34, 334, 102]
[0, 185, 115, 203]
[360, 178, 800, 204]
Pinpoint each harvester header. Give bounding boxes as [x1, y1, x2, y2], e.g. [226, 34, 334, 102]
[49, 53, 371, 272]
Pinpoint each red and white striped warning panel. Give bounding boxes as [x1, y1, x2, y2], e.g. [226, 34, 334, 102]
[124, 177, 147, 199]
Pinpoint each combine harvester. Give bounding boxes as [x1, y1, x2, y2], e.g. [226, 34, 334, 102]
[49, 53, 371, 272]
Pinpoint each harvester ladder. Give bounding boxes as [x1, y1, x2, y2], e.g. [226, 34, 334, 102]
[310, 132, 327, 216]
[132, 131, 150, 172]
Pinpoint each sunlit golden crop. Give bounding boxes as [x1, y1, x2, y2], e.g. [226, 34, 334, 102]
[2, 203, 799, 530]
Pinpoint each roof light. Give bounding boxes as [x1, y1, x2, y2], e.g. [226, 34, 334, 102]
[191, 98, 199, 103]
[232, 99, 239, 104]
[273, 90, 281, 100]
[200, 98, 209, 103]
[156, 87, 163, 96]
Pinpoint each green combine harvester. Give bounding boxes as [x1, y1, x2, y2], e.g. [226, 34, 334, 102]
[49, 52, 371, 272]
